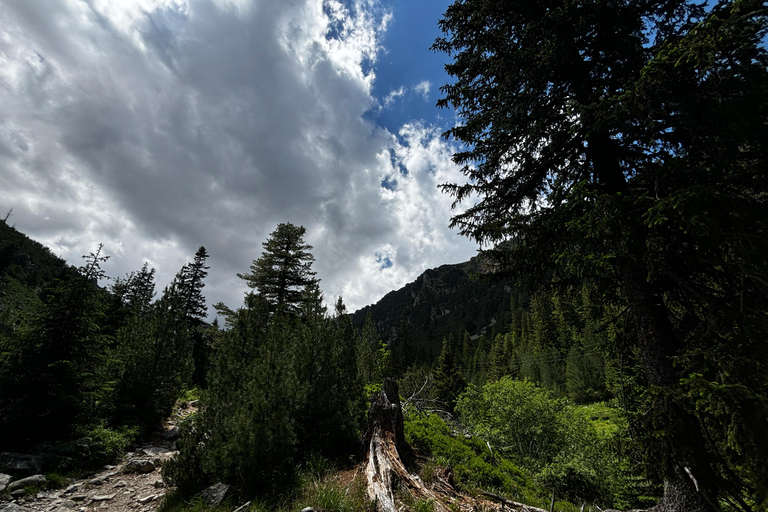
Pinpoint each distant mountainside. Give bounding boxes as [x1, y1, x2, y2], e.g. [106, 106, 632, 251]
[0, 220, 75, 291]
[351, 255, 514, 363]
[0, 221, 78, 330]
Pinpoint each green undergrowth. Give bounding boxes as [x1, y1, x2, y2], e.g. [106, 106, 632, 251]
[403, 411, 543, 503]
[159, 454, 372, 512]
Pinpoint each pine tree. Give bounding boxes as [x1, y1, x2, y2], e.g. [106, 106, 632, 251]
[238, 223, 318, 316]
[179, 247, 209, 325]
[0, 245, 110, 443]
[112, 263, 156, 316]
[113, 276, 193, 428]
[166, 247, 210, 386]
[433, 335, 466, 412]
[357, 309, 388, 386]
[390, 313, 413, 377]
[434, 0, 768, 507]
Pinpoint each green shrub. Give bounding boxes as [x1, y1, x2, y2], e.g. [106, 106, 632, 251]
[455, 377, 654, 509]
[45, 472, 71, 489]
[456, 379, 576, 470]
[79, 423, 138, 466]
[164, 302, 364, 497]
[412, 498, 435, 512]
[404, 412, 534, 495]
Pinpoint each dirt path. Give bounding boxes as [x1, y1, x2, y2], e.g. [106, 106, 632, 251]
[1, 404, 196, 512]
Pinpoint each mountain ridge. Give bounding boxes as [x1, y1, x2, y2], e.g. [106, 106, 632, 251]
[351, 254, 514, 363]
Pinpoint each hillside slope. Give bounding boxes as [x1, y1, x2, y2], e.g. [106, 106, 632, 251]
[351, 255, 514, 363]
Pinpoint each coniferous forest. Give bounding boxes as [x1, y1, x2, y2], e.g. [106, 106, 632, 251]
[1, 1, 767, 512]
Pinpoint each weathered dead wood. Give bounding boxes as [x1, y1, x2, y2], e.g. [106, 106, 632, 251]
[479, 491, 549, 512]
[364, 379, 449, 512]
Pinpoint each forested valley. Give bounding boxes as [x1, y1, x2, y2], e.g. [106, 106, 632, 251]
[2, 1, 768, 512]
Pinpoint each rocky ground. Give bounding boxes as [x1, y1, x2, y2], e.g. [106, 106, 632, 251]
[0, 403, 197, 512]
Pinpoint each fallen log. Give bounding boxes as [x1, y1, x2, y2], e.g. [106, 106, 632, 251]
[363, 379, 447, 512]
[479, 491, 549, 512]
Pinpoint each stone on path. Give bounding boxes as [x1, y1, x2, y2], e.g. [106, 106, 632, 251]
[123, 459, 155, 474]
[0, 503, 34, 512]
[92, 493, 117, 501]
[7, 474, 47, 492]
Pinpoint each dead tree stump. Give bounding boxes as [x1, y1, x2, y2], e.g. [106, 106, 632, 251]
[363, 378, 446, 512]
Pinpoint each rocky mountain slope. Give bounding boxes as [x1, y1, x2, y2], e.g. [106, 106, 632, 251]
[351, 255, 514, 362]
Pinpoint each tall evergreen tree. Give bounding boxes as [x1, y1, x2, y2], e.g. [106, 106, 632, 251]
[434, 0, 768, 508]
[238, 223, 318, 316]
[390, 312, 414, 377]
[179, 247, 209, 324]
[113, 272, 193, 428]
[357, 309, 389, 386]
[0, 245, 110, 444]
[433, 334, 466, 412]
[178, 247, 210, 386]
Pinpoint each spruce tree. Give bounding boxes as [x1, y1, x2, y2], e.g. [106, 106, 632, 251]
[434, 0, 768, 508]
[433, 335, 465, 412]
[238, 223, 318, 316]
[0, 245, 110, 443]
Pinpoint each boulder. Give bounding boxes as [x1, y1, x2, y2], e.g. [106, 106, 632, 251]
[161, 427, 180, 441]
[0, 473, 11, 492]
[200, 482, 230, 507]
[123, 459, 155, 474]
[7, 474, 47, 492]
[0, 453, 43, 476]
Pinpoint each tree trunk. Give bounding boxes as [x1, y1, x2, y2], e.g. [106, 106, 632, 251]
[363, 379, 448, 512]
[623, 263, 718, 512]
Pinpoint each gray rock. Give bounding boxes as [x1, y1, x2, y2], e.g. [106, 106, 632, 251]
[7, 474, 47, 492]
[161, 427, 180, 441]
[87, 476, 104, 486]
[0, 473, 11, 492]
[92, 493, 116, 501]
[0, 503, 34, 512]
[0, 453, 43, 476]
[141, 447, 170, 457]
[200, 482, 230, 507]
[123, 459, 155, 474]
[63, 483, 82, 494]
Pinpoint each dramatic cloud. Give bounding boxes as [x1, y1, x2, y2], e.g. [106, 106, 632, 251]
[0, 0, 477, 312]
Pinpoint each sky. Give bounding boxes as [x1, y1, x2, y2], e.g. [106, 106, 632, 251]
[0, 0, 478, 313]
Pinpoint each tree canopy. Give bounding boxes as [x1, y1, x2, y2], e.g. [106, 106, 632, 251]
[435, 0, 768, 510]
[238, 223, 319, 316]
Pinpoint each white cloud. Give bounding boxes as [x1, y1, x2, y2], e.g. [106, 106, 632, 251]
[383, 86, 405, 108]
[0, 0, 477, 312]
[413, 79, 431, 100]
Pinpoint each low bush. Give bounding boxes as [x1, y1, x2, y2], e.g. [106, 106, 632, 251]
[404, 411, 534, 495]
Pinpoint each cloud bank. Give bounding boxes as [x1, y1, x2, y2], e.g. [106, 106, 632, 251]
[0, 0, 476, 312]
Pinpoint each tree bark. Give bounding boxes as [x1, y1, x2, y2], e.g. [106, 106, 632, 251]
[623, 262, 718, 512]
[363, 379, 448, 512]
